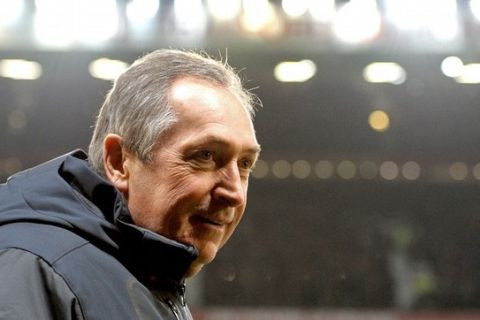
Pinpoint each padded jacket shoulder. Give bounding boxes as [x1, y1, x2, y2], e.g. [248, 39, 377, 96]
[0, 151, 197, 320]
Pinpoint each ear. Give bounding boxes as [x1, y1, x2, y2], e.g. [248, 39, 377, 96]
[103, 134, 129, 196]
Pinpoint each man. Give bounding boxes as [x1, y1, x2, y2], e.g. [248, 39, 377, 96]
[0, 49, 261, 319]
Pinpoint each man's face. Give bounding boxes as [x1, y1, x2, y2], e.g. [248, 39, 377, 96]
[123, 77, 260, 277]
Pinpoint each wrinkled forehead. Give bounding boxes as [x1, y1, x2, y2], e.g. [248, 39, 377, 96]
[169, 76, 253, 119]
[161, 77, 258, 147]
[170, 78, 250, 120]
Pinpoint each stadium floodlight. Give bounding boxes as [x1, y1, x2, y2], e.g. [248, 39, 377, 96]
[0, 0, 26, 27]
[241, 0, 276, 33]
[441, 56, 463, 78]
[34, 0, 74, 48]
[274, 60, 317, 82]
[385, 0, 459, 41]
[308, 0, 335, 23]
[34, 0, 119, 48]
[454, 64, 480, 84]
[471, 0, 480, 21]
[89, 58, 129, 81]
[332, 0, 381, 44]
[0, 59, 42, 80]
[207, 0, 241, 21]
[126, 0, 160, 24]
[174, 0, 207, 34]
[282, 0, 308, 19]
[363, 62, 406, 84]
[74, 0, 119, 45]
[427, 0, 459, 41]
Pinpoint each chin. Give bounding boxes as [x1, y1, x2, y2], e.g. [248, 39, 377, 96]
[185, 261, 205, 278]
[185, 248, 217, 277]
[196, 241, 220, 264]
[184, 240, 222, 277]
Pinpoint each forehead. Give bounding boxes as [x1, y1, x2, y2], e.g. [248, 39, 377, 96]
[165, 77, 259, 149]
[170, 77, 248, 113]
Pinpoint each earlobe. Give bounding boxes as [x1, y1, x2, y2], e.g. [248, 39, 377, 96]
[103, 134, 129, 196]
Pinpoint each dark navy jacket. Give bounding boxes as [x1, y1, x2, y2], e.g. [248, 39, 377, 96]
[0, 150, 198, 319]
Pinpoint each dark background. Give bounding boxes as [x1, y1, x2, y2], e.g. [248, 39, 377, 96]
[2, 0, 480, 311]
[2, 49, 480, 310]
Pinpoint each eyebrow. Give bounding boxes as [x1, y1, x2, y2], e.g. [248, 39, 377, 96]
[193, 135, 261, 156]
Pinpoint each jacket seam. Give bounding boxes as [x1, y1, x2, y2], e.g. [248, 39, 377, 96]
[18, 165, 105, 228]
[51, 240, 90, 264]
[0, 247, 87, 319]
[0, 222, 91, 264]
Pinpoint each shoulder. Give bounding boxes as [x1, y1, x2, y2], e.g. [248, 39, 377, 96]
[0, 247, 85, 319]
[0, 222, 165, 319]
[0, 222, 89, 263]
[0, 222, 126, 284]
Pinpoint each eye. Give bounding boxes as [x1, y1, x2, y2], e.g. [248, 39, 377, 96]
[239, 158, 254, 171]
[196, 150, 214, 161]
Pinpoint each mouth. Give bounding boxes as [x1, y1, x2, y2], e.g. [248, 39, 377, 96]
[193, 215, 225, 227]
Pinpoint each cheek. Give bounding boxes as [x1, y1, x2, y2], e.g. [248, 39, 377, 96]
[152, 172, 215, 232]
[126, 170, 180, 230]
[169, 170, 214, 202]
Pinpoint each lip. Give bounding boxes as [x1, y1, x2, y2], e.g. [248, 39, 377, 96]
[193, 215, 227, 228]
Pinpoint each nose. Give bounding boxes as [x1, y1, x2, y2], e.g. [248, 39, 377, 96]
[213, 163, 246, 207]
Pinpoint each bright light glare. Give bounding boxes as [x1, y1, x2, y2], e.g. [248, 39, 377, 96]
[207, 0, 241, 21]
[272, 160, 291, 179]
[385, 0, 459, 41]
[0, 59, 42, 80]
[126, 0, 160, 24]
[380, 161, 399, 180]
[315, 160, 334, 179]
[369, 110, 390, 132]
[337, 160, 356, 180]
[332, 0, 381, 44]
[292, 160, 311, 179]
[0, 0, 25, 27]
[34, 0, 119, 47]
[449, 162, 468, 180]
[241, 0, 275, 33]
[308, 0, 335, 23]
[363, 62, 406, 84]
[402, 161, 421, 180]
[34, 0, 73, 47]
[471, 0, 480, 21]
[75, 0, 119, 44]
[89, 58, 129, 81]
[428, 0, 459, 41]
[282, 0, 308, 18]
[251, 159, 269, 178]
[441, 57, 480, 83]
[274, 60, 316, 82]
[384, 0, 426, 31]
[174, 0, 207, 33]
[473, 163, 480, 180]
[454, 64, 480, 84]
[441, 56, 463, 78]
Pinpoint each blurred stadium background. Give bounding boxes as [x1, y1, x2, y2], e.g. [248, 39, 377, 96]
[2, 0, 480, 318]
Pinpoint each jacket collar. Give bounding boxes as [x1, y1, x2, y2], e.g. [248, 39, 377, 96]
[62, 150, 199, 286]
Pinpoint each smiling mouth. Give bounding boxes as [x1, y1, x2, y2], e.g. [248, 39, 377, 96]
[194, 215, 224, 227]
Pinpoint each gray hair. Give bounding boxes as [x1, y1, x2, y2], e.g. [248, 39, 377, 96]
[88, 49, 258, 176]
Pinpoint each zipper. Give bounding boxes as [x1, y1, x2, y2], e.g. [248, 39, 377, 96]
[179, 283, 187, 307]
[163, 297, 180, 320]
